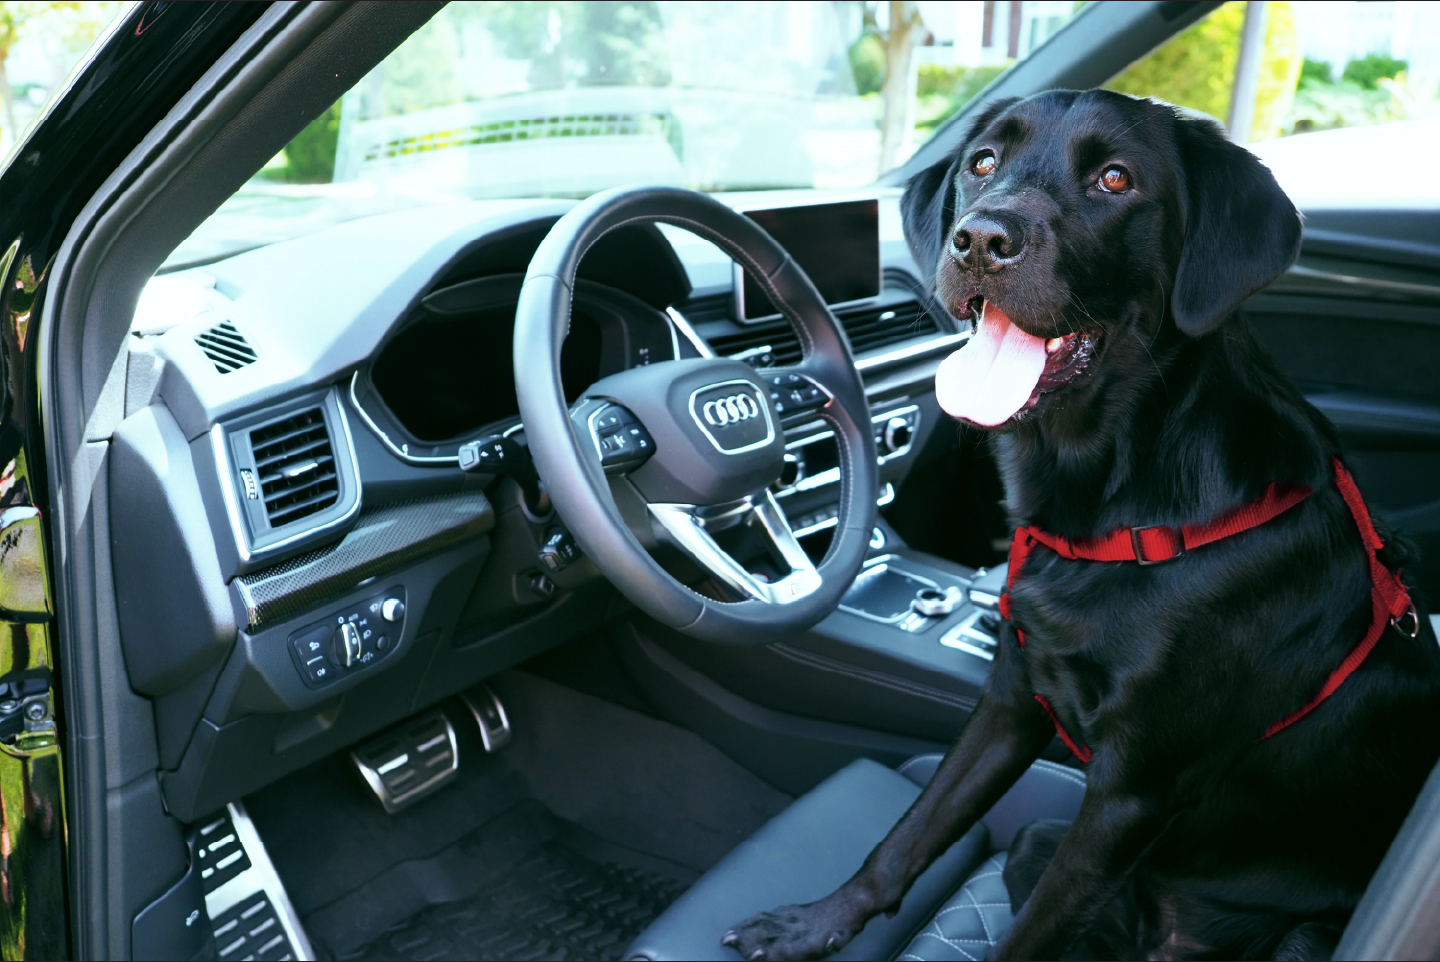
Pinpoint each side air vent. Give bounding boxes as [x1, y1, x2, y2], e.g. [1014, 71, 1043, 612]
[249, 408, 339, 528]
[195, 320, 257, 373]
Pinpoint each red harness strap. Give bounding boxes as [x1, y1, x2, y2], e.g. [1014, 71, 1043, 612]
[1000, 458, 1415, 762]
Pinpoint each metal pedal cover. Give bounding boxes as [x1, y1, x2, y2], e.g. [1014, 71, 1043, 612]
[462, 682, 512, 752]
[197, 801, 315, 960]
[351, 710, 459, 813]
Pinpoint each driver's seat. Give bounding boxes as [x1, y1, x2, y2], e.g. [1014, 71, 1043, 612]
[625, 756, 1086, 961]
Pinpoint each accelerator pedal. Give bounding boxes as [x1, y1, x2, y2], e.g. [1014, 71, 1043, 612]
[351, 709, 459, 814]
[461, 682, 512, 752]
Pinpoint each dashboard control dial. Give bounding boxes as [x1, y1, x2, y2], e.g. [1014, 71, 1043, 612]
[332, 622, 362, 668]
[883, 417, 912, 454]
[381, 598, 405, 622]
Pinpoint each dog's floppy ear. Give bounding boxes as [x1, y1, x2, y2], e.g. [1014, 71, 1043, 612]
[902, 98, 1019, 287]
[1172, 115, 1301, 337]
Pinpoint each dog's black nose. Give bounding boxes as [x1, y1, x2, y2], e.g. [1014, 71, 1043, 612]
[952, 212, 1025, 269]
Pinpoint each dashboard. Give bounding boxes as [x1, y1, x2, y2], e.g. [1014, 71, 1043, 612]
[110, 190, 968, 821]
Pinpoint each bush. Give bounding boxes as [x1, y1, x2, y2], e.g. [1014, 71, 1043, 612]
[913, 63, 1007, 139]
[283, 102, 341, 183]
[1299, 58, 1332, 85]
[849, 31, 885, 96]
[1105, 0, 1301, 142]
[1341, 54, 1407, 90]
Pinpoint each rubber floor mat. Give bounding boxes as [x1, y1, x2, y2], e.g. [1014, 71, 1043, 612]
[310, 801, 687, 961]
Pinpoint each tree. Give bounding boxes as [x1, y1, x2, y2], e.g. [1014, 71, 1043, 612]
[874, 1, 927, 174]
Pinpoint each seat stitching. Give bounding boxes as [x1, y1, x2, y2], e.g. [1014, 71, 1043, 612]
[911, 931, 981, 960]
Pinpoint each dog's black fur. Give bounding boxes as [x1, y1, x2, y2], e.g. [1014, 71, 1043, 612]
[724, 90, 1440, 960]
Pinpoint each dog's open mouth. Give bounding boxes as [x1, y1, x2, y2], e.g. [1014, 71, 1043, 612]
[935, 298, 1097, 426]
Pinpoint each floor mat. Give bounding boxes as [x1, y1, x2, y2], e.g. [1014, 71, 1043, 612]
[311, 801, 687, 961]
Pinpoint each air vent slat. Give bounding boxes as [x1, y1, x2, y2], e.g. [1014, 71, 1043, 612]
[255, 437, 332, 471]
[699, 298, 939, 364]
[244, 407, 340, 529]
[195, 321, 257, 374]
[260, 462, 337, 493]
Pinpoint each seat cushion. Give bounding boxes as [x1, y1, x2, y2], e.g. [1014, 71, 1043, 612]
[897, 852, 1012, 962]
[897, 756, 1087, 851]
[625, 756, 1087, 961]
[625, 758, 991, 961]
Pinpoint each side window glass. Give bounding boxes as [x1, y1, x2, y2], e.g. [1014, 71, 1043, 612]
[0, 3, 126, 157]
[1106, 0, 1440, 205]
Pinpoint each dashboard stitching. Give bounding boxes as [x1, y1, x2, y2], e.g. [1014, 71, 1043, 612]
[769, 643, 978, 711]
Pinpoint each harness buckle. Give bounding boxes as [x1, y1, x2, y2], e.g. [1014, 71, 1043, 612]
[1131, 525, 1184, 565]
[1393, 601, 1421, 639]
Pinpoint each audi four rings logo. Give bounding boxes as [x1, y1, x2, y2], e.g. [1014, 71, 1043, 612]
[702, 393, 761, 427]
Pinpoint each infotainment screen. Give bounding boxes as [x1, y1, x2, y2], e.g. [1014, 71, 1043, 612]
[736, 198, 880, 322]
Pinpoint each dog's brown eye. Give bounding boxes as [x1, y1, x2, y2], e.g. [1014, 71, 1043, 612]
[972, 152, 996, 176]
[1100, 166, 1130, 193]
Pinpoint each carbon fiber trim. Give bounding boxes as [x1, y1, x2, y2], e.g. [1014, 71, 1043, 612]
[236, 490, 494, 629]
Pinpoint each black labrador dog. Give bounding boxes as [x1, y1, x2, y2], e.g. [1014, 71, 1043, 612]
[724, 90, 1440, 961]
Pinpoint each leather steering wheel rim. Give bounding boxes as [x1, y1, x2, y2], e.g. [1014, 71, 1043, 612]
[514, 185, 877, 645]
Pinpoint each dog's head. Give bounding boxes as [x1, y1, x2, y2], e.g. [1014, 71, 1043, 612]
[903, 89, 1301, 431]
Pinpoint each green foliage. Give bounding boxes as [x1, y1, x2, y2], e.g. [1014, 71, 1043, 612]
[913, 64, 1007, 139]
[1106, 1, 1301, 142]
[282, 102, 341, 183]
[848, 30, 885, 96]
[1299, 58, 1333, 85]
[1341, 54, 1407, 90]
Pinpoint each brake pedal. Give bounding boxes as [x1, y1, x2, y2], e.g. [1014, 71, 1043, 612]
[351, 710, 459, 814]
[462, 682, 512, 752]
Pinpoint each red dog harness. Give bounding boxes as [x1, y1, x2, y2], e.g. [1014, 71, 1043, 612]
[999, 458, 1419, 763]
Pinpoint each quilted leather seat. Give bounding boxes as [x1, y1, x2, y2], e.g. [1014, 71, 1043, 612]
[625, 756, 1085, 961]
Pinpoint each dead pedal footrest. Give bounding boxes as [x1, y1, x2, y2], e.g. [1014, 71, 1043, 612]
[351, 709, 459, 813]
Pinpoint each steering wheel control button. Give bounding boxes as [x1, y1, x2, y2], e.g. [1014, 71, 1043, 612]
[765, 372, 829, 419]
[689, 380, 776, 454]
[289, 587, 406, 687]
[588, 404, 655, 473]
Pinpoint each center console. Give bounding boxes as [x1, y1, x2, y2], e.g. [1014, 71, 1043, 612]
[771, 399, 923, 537]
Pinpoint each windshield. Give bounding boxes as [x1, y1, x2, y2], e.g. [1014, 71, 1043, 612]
[167, 1, 1080, 270]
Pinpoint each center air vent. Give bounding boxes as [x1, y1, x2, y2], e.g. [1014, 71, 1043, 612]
[696, 297, 940, 365]
[248, 408, 339, 528]
[195, 320, 257, 373]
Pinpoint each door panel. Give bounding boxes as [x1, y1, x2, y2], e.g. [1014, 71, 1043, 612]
[1246, 209, 1440, 607]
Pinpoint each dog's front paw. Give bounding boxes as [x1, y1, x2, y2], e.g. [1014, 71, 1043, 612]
[721, 904, 856, 961]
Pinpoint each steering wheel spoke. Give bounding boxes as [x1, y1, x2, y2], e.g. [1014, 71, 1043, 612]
[648, 491, 821, 604]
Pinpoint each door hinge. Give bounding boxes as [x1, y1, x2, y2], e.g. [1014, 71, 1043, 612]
[0, 667, 52, 743]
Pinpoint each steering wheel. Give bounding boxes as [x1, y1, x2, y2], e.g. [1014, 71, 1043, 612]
[514, 186, 877, 645]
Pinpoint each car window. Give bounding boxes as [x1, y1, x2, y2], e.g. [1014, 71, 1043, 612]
[0, 2, 127, 163]
[1106, 0, 1440, 207]
[168, 0, 1081, 271]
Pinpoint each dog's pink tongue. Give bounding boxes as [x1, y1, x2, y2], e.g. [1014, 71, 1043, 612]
[935, 302, 1048, 426]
